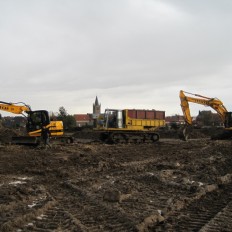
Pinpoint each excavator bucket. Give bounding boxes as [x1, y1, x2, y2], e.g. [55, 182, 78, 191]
[178, 125, 192, 141]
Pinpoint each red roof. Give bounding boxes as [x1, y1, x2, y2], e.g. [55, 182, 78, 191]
[74, 114, 90, 121]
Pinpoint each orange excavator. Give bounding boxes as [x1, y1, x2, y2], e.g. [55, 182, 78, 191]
[0, 101, 73, 145]
[179, 90, 232, 140]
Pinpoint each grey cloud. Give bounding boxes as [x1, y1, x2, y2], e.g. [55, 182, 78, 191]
[0, 0, 232, 116]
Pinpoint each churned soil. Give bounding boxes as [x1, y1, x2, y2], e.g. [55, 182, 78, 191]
[0, 129, 232, 231]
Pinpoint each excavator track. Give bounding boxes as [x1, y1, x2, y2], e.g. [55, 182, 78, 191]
[100, 131, 160, 144]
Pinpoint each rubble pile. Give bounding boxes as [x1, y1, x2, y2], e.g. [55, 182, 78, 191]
[0, 128, 20, 144]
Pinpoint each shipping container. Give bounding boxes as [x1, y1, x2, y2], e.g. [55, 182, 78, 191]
[136, 110, 146, 119]
[127, 109, 165, 120]
[145, 110, 155, 119]
[155, 111, 165, 120]
[128, 110, 136, 118]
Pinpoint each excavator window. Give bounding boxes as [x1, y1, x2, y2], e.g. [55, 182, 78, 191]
[224, 112, 232, 128]
[26, 110, 50, 132]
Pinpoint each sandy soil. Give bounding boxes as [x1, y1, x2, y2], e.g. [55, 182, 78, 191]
[0, 129, 232, 231]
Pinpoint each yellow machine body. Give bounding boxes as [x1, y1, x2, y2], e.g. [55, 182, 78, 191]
[95, 108, 165, 143]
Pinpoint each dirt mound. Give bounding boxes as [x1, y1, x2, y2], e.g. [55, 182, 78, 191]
[159, 127, 225, 139]
[72, 127, 222, 142]
[0, 137, 232, 231]
[0, 127, 21, 144]
[72, 130, 103, 142]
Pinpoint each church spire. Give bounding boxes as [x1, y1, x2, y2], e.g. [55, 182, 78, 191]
[93, 96, 101, 116]
[95, 96, 99, 106]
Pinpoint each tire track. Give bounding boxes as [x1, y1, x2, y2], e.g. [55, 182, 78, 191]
[57, 181, 137, 232]
[163, 184, 232, 231]
[200, 200, 232, 232]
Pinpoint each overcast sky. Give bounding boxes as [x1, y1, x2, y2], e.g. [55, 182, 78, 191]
[1, 0, 232, 117]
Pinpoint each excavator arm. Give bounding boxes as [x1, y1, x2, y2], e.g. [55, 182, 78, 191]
[0, 101, 53, 132]
[179, 90, 232, 140]
[0, 101, 31, 115]
[179, 90, 228, 124]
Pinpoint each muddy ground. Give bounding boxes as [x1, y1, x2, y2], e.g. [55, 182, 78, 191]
[0, 129, 232, 231]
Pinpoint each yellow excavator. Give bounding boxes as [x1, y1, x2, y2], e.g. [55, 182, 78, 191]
[179, 90, 232, 140]
[0, 101, 74, 145]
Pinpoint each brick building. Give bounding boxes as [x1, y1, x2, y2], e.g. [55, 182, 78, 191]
[74, 96, 101, 127]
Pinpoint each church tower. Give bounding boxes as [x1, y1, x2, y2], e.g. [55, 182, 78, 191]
[93, 96, 101, 119]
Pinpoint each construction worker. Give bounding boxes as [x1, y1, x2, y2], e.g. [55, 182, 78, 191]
[41, 126, 51, 149]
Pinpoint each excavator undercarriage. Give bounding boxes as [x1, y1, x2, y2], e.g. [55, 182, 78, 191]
[100, 131, 160, 144]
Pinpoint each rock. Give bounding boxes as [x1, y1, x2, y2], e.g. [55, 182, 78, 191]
[204, 184, 218, 192]
[136, 212, 165, 232]
[217, 174, 232, 185]
[103, 189, 121, 202]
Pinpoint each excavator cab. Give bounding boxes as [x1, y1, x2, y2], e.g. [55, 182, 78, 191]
[26, 110, 50, 132]
[224, 112, 232, 128]
[11, 110, 51, 145]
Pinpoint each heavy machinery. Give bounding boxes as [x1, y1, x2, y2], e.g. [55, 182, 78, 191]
[179, 90, 232, 140]
[0, 101, 74, 145]
[95, 108, 165, 143]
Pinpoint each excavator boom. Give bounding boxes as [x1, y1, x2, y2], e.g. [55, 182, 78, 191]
[0, 101, 31, 115]
[179, 90, 232, 140]
[179, 90, 227, 123]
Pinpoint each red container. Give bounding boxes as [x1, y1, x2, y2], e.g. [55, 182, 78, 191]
[128, 110, 136, 118]
[145, 110, 155, 119]
[155, 111, 165, 120]
[136, 110, 146, 119]
[128, 109, 165, 120]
